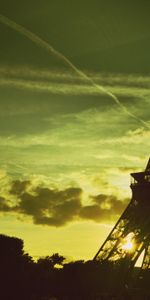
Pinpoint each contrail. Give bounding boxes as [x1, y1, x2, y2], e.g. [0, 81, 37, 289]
[0, 14, 149, 129]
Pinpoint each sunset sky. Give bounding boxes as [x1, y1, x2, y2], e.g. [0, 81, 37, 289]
[0, 0, 150, 261]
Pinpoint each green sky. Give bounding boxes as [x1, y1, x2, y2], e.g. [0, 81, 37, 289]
[0, 0, 150, 260]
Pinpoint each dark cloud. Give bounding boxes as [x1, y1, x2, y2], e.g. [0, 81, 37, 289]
[80, 194, 128, 222]
[10, 179, 30, 195]
[0, 196, 12, 212]
[80, 204, 108, 221]
[10, 182, 82, 226]
[0, 180, 128, 226]
[92, 193, 128, 216]
[18, 187, 82, 226]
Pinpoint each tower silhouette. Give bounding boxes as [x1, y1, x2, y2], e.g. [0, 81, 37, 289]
[94, 158, 150, 272]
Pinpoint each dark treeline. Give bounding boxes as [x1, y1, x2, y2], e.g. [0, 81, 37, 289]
[0, 234, 150, 300]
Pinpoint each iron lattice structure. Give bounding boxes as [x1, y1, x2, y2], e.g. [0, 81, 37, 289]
[94, 158, 150, 271]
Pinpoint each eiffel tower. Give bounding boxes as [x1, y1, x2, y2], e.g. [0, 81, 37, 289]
[94, 158, 150, 273]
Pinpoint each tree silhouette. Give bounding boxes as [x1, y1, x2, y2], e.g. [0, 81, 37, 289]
[49, 253, 65, 267]
[0, 233, 150, 299]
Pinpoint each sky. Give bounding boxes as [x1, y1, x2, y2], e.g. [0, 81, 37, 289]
[0, 0, 150, 261]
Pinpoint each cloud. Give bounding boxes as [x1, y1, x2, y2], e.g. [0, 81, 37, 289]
[0, 179, 128, 227]
[10, 179, 30, 195]
[1, 66, 150, 100]
[19, 186, 82, 226]
[80, 194, 128, 222]
[0, 66, 150, 144]
[0, 196, 12, 212]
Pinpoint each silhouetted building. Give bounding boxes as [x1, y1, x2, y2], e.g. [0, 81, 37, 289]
[94, 158, 150, 288]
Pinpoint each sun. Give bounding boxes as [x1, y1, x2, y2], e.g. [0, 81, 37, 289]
[122, 240, 133, 251]
[121, 232, 135, 252]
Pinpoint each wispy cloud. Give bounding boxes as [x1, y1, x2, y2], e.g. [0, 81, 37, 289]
[1, 66, 150, 99]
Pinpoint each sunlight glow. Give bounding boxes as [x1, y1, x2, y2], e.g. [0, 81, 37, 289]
[121, 232, 135, 252]
[122, 240, 133, 251]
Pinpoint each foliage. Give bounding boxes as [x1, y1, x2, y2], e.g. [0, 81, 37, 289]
[0, 234, 149, 300]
